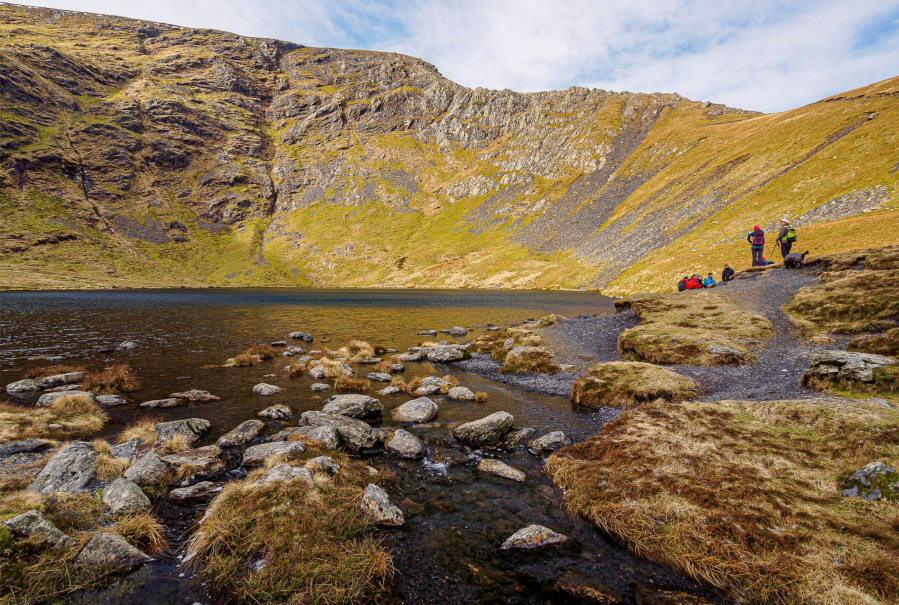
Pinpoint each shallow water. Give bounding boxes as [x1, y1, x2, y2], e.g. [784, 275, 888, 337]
[0, 289, 716, 604]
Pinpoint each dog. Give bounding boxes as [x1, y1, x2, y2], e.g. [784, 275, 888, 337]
[784, 250, 809, 269]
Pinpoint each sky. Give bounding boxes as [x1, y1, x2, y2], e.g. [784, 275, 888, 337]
[17, 0, 899, 112]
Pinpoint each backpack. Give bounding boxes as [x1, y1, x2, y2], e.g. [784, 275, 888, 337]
[677, 280, 687, 292]
[752, 230, 765, 246]
[785, 225, 797, 242]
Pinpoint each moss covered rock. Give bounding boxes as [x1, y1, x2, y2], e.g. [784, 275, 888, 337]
[570, 361, 700, 408]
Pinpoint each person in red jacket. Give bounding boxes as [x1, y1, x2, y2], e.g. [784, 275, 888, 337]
[686, 275, 703, 289]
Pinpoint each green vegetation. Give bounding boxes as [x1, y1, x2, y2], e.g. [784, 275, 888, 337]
[498, 347, 559, 374]
[570, 361, 700, 408]
[546, 398, 899, 605]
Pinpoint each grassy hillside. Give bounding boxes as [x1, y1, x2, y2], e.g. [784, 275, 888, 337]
[0, 3, 896, 292]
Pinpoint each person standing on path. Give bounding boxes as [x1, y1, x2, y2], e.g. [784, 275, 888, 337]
[747, 225, 765, 267]
[774, 218, 796, 258]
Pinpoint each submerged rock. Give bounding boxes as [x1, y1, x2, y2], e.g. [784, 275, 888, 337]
[477, 458, 525, 482]
[527, 431, 572, 455]
[243, 441, 305, 466]
[841, 462, 899, 501]
[169, 389, 220, 402]
[2, 510, 72, 547]
[255, 464, 313, 487]
[392, 397, 438, 423]
[501, 525, 568, 550]
[386, 429, 427, 459]
[101, 478, 151, 515]
[26, 442, 96, 495]
[252, 383, 282, 396]
[155, 418, 210, 445]
[77, 532, 152, 571]
[258, 404, 291, 419]
[217, 420, 264, 447]
[453, 412, 514, 446]
[360, 484, 404, 526]
[322, 394, 383, 418]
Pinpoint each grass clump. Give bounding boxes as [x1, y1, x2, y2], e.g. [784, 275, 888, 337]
[246, 344, 276, 360]
[24, 364, 85, 380]
[499, 347, 559, 374]
[83, 363, 139, 394]
[618, 292, 771, 365]
[185, 444, 393, 604]
[320, 357, 348, 378]
[114, 512, 168, 555]
[92, 439, 131, 480]
[570, 362, 701, 408]
[475, 391, 488, 402]
[334, 375, 372, 393]
[117, 416, 160, 444]
[0, 396, 107, 442]
[470, 328, 543, 361]
[847, 328, 899, 357]
[546, 398, 899, 605]
[374, 356, 402, 374]
[338, 340, 376, 363]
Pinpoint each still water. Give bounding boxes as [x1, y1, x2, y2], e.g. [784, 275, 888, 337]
[0, 289, 713, 604]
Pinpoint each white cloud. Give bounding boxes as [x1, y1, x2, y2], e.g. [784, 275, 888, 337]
[14, 0, 899, 112]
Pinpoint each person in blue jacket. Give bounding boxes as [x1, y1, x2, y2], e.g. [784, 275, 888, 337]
[702, 273, 716, 287]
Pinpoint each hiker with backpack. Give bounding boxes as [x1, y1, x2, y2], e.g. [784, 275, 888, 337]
[677, 276, 688, 292]
[775, 219, 797, 258]
[703, 273, 716, 287]
[747, 226, 765, 267]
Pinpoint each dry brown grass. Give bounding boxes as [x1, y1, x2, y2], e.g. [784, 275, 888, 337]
[184, 443, 393, 604]
[83, 363, 139, 394]
[0, 396, 107, 442]
[321, 357, 347, 378]
[808, 244, 899, 272]
[91, 439, 131, 480]
[229, 353, 261, 367]
[117, 416, 160, 444]
[159, 433, 192, 454]
[334, 375, 371, 393]
[475, 391, 488, 402]
[114, 512, 168, 555]
[570, 362, 701, 408]
[546, 398, 899, 605]
[470, 328, 543, 361]
[284, 360, 309, 377]
[246, 344, 276, 360]
[848, 328, 899, 357]
[618, 292, 771, 365]
[438, 375, 459, 394]
[499, 348, 560, 374]
[374, 356, 402, 374]
[24, 364, 85, 380]
[337, 340, 376, 363]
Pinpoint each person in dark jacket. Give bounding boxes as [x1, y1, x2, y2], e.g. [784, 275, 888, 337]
[784, 250, 809, 269]
[775, 218, 796, 258]
[747, 226, 765, 266]
[677, 277, 688, 292]
[721, 264, 735, 282]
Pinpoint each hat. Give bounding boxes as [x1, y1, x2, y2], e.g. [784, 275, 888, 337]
[753, 225, 760, 230]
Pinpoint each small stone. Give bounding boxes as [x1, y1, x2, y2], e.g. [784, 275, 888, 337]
[386, 429, 427, 459]
[2, 510, 73, 547]
[243, 441, 306, 466]
[417, 330, 438, 336]
[413, 384, 441, 396]
[305, 456, 341, 475]
[252, 383, 282, 396]
[169, 389, 220, 402]
[477, 458, 525, 482]
[168, 481, 222, 503]
[140, 398, 184, 408]
[96, 394, 127, 407]
[117, 341, 138, 350]
[102, 478, 151, 515]
[217, 420, 264, 447]
[360, 484, 404, 526]
[258, 405, 291, 419]
[450, 326, 468, 336]
[358, 357, 382, 364]
[447, 386, 476, 401]
[392, 397, 438, 423]
[368, 372, 393, 382]
[271, 341, 287, 347]
[255, 464, 313, 487]
[527, 431, 573, 455]
[311, 383, 331, 392]
[501, 525, 568, 550]
[77, 532, 152, 571]
[376, 386, 401, 396]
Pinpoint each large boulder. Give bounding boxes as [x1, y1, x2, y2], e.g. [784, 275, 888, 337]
[360, 484, 404, 526]
[6, 378, 45, 393]
[527, 431, 572, 455]
[42, 372, 85, 387]
[252, 383, 282, 396]
[453, 412, 514, 446]
[154, 418, 210, 445]
[243, 441, 306, 466]
[76, 532, 152, 571]
[803, 350, 897, 383]
[500, 525, 568, 550]
[36, 391, 96, 407]
[841, 462, 899, 501]
[26, 442, 97, 495]
[123, 451, 168, 493]
[392, 397, 438, 423]
[322, 394, 383, 418]
[160, 445, 225, 476]
[386, 429, 427, 459]
[477, 459, 525, 482]
[255, 464, 313, 487]
[217, 420, 264, 447]
[2, 510, 72, 547]
[101, 478, 151, 515]
[420, 345, 467, 362]
[300, 411, 376, 452]
[269, 425, 340, 449]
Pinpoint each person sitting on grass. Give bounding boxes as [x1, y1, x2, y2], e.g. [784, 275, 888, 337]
[686, 275, 703, 289]
[721, 264, 735, 282]
[703, 273, 716, 287]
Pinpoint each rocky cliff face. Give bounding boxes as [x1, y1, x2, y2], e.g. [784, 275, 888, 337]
[1, 3, 897, 292]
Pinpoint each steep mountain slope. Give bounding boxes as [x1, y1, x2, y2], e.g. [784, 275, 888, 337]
[0, 3, 897, 292]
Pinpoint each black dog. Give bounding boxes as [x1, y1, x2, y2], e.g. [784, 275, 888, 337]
[784, 250, 809, 269]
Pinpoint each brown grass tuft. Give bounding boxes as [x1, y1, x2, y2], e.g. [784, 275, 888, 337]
[83, 363, 139, 394]
[570, 362, 701, 408]
[24, 364, 85, 380]
[159, 433, 192, 454]
[0, 397, 107, 443]
[320, 356, 347, 378]
[285, 360, 309, 377]
[337, 340, 375, 363]
[475, 391, 488, 402]
[92, 439, 131, 480]
[334, 375, 371, 393]
[246, 344, 276, 360]
[118, 416, 160, 444]
[470, 328, 544, 361]
[114, 512, 168, 555]
[499, 348, 560, 374]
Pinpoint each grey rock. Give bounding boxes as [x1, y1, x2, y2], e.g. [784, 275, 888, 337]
[123, 451, 167, 487]
[804, 350, 897, 383]
[392, 397, 438, 423]
[270, 425, 340, 449]
[420, 345, 466, 362]
[288, 331, 306, 339]
[6, 378, 46, 393]
[169, 389, 220, 402]
[395, 351, 423, 362]
[501, 428, 536, 449]
[160, 445, 224, 475]
[217, 420, 264, 447]
[300, 411, 376, 452]
[841, 461, 899, 501]
[102, 478, 151, 514]
[447, 386, 476, 401]
[358, 357, 382, 364]
[450, 326, 468, 336]
[77, 532, 152, 571]
[389, 363, 405, 373]
[420, 376, 450, 387]
[376, 386, 401, 396]
[168, 481, 222, 503]
[360, 483, 404, 526]
[255, 464, 313, 487]
[111, 439, 140, 460]
[308, 361, 353, 379]
[386, 429, 427, 459]
[311, 383, 331, 392]
[96, 394, 128, 407]
[305, 456, 341, 475]
[527, 431, 572, 455]
[41, 372, 85, 387]
[243, 441, 306, 466]
[36, 391, 96, 407]
[252, 383, 282, 396]
[478, 458, 525, 481]
[706, 344, 746, 359]
[117, 341, 138, 350]
[417, 330, 438, 336]
[869, 398, 893, 409]
[368, 372, 393, 382]
[0, 439, 51, 459]
[140, 398, 184, 409]
[501, 525, 568, 550]
[453, 412, 514, 446]
[155, 418, 210, 445]
[26, 442, 96, 495]
[258, 404, 291, 419]
[2, 510, 73, 546]
[413, 384, 441, 396]
[322, 394, 383, 418]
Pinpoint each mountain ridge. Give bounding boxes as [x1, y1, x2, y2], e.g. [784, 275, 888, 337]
[0, 2, 897, 292]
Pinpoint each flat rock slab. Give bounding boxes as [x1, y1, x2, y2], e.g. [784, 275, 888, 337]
[322, 394, 383, 418]
[161, 445, 224, 475]
[392, 397, 438, 423]
[255, 464, 313, 487]
[805, 350, 897, 383]
[169, 389, 220, 402]
[26, 442, 96, 495]
[2, 510, 72, 546]
[77, 532, 152, 571]
[217, 419, 264, 447]
[155, 418, 210, 445]
[453, 412, 514, 446]
[102, 478, 151, 515]
[243, 441, 305, 466]
[386, 429, 427, 459]
[42, 372, 85, 387]
[527, 431, 572, 455]
[368, 372, 392, 382]
[96, 394, 128, 407]
[501, 525, 569, 550]
[258, 405, 291, 419]
[0, 439, 51, 459]
[252, 383, 282, 396]
[477, 458, 525, 482]
[360, 483, 404, 526]
[300, 411, 375, 452]
[413, 384, 441, 396]
[168, 481, 222, 503]
[140, 398, 184, 409]
[270, 425, 340, 449]
[377, 386, 401, 396]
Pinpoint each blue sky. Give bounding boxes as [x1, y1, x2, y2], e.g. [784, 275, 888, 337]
[20, 0, 899, 112]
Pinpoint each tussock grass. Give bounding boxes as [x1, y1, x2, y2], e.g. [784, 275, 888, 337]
[284, 360, 309, 377]
[83, 363, 139, 394]
[438, 375, 459, 394]
[159, 433, 191, 454]
[24, 364, 85, 380]
[185, 444, 393, 604]
[321, 357, 347, 378]
[334, 375, 371, 393]
[114, 513, 168, 555]
[475, 391, 487, 402]
[0, 396, 107, 442]
[246, 344, 276, 360]
[118, 416, 160, 444]
[338, 340, 376, 363]
[499, 348, 559, 374]
[374, 356, 402, 374]
[570, 362, 701, 408]
[546, 398, 899, 605]
[230, 353, 261, 367]
[470, 328, 543, 361]
[618, 292, 771, 365]
[848, 328, 899, 357]
[91, 439, 131, 480]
